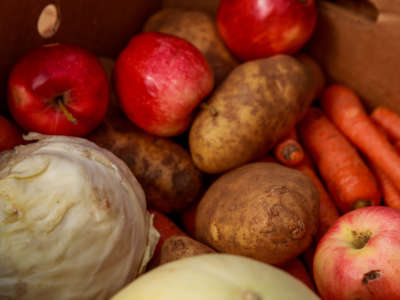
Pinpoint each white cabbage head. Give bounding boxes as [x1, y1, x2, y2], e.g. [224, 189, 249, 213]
[0, 133, 159, 300]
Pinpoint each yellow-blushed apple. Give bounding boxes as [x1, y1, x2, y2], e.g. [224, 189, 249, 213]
[314, 206, 400, 300]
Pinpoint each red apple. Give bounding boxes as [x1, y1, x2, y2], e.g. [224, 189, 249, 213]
[314, 206, 400, 300]
[0, 116, 24, 152]
[8, 43, 109, 137]
[216, 0, 317, 61]
[114, 32, 214, 137]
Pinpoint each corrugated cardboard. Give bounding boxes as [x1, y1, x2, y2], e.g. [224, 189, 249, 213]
[307, 0, 400, 113]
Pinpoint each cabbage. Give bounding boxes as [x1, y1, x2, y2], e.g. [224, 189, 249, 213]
[0, 133, 159, 300]
[112, 253, 320, 300]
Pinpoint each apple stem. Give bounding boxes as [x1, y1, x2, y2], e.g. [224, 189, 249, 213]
[201, 103, 218, 117]
[57, 98, 77, 124]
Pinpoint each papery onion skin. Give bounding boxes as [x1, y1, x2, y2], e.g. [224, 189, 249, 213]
[112, 253, 320, 300]
[0, 133, 158, 300]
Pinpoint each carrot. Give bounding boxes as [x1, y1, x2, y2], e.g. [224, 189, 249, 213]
[369, 162, 400, 210]
[371, 106, 400, 142]
[273, 133, 304, 166]
[147, 209, 186, 269]
[280, 258, 316, 292]
[296, 153, 340, 279]
[298, 107, 381, 213]
[321, 84, 400, 194]
[395, 140, 400, 154]
[294, 152, 340, 239]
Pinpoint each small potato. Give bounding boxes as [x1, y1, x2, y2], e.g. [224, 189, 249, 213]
[159, 235, 215, 265]
[143, 9, 238, 85]
[87, 110, 203, 214]
[189, 54, 320, 174]
[195, 162, 319, 266]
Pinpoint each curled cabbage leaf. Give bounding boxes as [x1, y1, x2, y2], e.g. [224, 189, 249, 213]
[0, 133, 159, 300]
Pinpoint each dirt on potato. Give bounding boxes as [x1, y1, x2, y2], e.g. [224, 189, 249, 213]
[195, 162, 319, 266]
[189, 54, 318, 174]
[88, 109, 203, 214]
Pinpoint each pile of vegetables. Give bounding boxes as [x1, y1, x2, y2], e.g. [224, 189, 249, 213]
[1, 1, 400, 299]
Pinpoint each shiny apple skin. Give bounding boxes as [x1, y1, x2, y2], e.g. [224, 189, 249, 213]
[114, 32, 214, 137]
[217, 0, 317, 61]
[8, 43, 109, 137]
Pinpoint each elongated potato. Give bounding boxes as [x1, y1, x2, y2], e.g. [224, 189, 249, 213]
[159, 235, 215, 265]
[195, 162, 319, 266]
[87, 110, 203, 213]
[189, 54, 320, 174]
[143, 9, 238, 85]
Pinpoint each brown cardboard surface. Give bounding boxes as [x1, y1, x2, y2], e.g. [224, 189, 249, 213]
[307, 0, 400, 114]
[0, 0, 161, 115]
[162, 0, 220, 16]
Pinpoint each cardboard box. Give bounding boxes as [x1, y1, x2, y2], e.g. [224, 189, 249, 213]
[307, 0, 400, 114]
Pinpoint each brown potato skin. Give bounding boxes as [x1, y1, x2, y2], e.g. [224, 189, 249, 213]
[159, 235, 215, 265]
[87, 110, 203, 214]
[189, 54, 317, 174]
[143, 8, 238, 85]
[195, 162, 319, 266]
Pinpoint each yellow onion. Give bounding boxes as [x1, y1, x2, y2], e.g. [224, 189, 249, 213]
[112, 253, 320, 300]
[0, 133, 159, 300]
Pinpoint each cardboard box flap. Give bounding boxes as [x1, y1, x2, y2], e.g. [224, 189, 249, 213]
[308, 0, 400, 114]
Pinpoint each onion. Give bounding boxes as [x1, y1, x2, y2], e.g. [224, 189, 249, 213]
[112, 253, 320, 300]
[0, 133, 159, 300]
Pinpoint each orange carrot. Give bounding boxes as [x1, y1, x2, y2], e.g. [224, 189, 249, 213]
[321, 84, 400, 194]
[273, 137, 304, 166]
[294, 152, 340, 238]
[280, 258, 316, 292]
[395, 140, 400, 154]
[147, 209, 186, 269]
[299, 107, 381, 213]
[371, 106, 400, 142]
[369, 162, 400, 210]
[294, 151, 340, 278]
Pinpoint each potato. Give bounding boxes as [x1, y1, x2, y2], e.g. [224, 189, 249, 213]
[87, 110, 203, 213]
[143, 8, 238, 85]
[159, 235, 215, 265]
[195, 162, 319, 266]
[189, 54, 319, 174]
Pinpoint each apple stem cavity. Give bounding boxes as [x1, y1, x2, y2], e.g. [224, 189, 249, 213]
[242, 290, 262, 300]
[201, 103, 218, 117]
[56, 96, 78, 124]
[351, 230, 372, 249]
